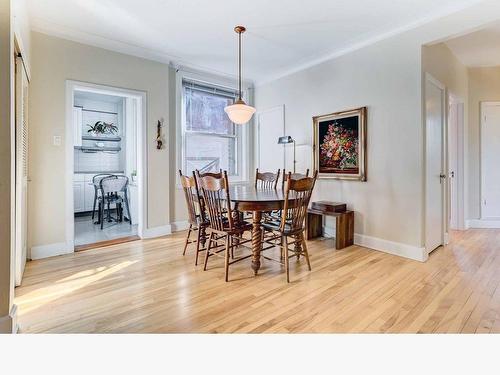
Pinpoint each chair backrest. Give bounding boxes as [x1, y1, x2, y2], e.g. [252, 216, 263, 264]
[179, 170, 201, 226]
[255, 168, 280, 189]
[100, 175, 128, 195]
[93, 173, 114, 189]
[195, 170, 233, 232]
[196, 168, 223, 179]
[281, 170, 318, 233]
[282, 169, 310, 189]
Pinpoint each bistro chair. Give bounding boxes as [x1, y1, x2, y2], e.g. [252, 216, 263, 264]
[179, 170, 208, 265]
[98, 175, 132, 230]
[91, 173, 114, 220]
[262, 171, 318, 282]
[196, 170, 253, 282]
[255, 168, 281, 189]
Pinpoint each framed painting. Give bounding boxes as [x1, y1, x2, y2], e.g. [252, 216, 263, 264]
[313, 107, 367, 181]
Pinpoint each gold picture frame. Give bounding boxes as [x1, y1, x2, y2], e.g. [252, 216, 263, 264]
[313, 107, 367, 181]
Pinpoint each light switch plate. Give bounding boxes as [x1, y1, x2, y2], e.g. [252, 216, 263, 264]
[53, 135, 62, 146]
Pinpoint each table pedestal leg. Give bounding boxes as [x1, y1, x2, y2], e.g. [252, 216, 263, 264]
[294, 234, 302, 260]
[251, 211, 262, 275]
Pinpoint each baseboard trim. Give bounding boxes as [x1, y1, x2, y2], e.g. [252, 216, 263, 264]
[354, 233, 427, 262]
[141, 224, 172, 239]
[466, 219, 500, 228]
[323, 225, 427, 262]
[0, 304, 18, 333]
[171, 220, 190, 232]
[31, 241, 74, 260]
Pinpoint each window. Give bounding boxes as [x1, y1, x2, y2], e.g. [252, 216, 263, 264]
[181, 79, 245, 178]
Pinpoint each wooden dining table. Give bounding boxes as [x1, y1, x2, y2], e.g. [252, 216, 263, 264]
[227, 183, 296, 275]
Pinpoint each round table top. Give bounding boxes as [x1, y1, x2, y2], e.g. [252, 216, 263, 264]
[229, 183, 286, 202]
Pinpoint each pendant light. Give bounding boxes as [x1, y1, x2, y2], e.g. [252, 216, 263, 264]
[224, 25, 256, 125]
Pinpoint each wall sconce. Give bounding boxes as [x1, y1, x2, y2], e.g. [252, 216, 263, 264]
[156, 120, 163, 150]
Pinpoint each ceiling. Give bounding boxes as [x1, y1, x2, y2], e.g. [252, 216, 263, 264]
[28, 0, 483, 83]
[445, 21, 500, 67]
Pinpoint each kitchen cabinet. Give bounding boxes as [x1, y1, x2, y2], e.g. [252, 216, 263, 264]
[73, 181, 85, 213]
[84, 179, 96, 212]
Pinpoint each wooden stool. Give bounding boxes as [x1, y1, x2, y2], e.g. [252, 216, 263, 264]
[306, 201, 354, 249]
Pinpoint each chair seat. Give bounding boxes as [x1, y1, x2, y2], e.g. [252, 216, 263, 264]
[262, 220, 301, 235]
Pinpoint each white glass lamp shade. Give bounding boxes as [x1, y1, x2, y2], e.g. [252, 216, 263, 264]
[224, 100, 256, 125]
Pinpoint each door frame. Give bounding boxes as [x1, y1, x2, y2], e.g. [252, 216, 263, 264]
[424, 73, 447, 253]
[447, 93, 466, 230]
[480, 101, 500, 220]
[65, 80, 148, 250]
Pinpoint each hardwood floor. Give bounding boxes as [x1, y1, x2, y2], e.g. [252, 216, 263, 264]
[15, 229, 500, 333]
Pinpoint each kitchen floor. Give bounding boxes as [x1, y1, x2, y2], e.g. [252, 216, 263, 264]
[74, 213, 138, 246]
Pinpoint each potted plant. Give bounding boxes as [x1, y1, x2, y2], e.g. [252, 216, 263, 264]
[131, 170, 137, 183]
[87, 121, 118, 136]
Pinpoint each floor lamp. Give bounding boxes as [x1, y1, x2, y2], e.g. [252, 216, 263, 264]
[278, 136, 296, 173]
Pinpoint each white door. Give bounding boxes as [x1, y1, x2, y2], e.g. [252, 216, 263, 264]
[15, 56, 29, 286]
[448, 102, 458, 229]
[481, 103, 500, 219]
[257, 105, 285, 172]
[425, 76, 445, 253]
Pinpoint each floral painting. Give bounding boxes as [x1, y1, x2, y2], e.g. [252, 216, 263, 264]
[313, 107, 367, 181]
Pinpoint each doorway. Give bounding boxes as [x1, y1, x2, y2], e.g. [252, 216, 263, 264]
[66, 81, 147, 251]
[425, 74, 446, 254]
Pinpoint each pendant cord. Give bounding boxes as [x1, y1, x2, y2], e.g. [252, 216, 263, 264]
[238, 31, 242, 100]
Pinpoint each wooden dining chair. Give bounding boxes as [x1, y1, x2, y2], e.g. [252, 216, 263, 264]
[196, 168, 223, 179]
[262, 171, 318, 282]
[196, 170, 253, 282]
[255, 168, 281, 189]
[281, 169, 310, 190]
[179, 170, 208, 265]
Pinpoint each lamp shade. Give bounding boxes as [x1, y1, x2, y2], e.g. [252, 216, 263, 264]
[278, 136, 294, 144]
[224, 100, 256, 125]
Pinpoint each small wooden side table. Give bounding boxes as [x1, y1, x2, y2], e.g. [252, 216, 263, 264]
[306, 202, 354, 249]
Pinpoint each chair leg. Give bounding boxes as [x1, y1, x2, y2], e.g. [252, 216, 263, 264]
[203, 232, 214, 271]
[124, 191, 132, 225]
[195, 227, 202, 266]
[183, 224, 193, 256]
[100, 201, 104, 230]
[92, 193, 97, 220]
[300, 232, 312, 271]
[224, 235, 230, 282]
[283, 235, 290, 283]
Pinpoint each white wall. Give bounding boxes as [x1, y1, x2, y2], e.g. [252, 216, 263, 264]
[0, 0, 15, 333]
[256, 34, 424, 255]
[29, 32, 170, 252]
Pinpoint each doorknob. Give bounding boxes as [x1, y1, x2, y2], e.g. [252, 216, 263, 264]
[450, 171, 455, 178]
[439, 174, 446, 184]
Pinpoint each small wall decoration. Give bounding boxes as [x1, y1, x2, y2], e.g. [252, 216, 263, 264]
[313, 107, 367, 181]
[156, 119, 163, 150]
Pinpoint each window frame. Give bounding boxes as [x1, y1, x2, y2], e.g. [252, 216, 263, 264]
[176, 70, 251, 183]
